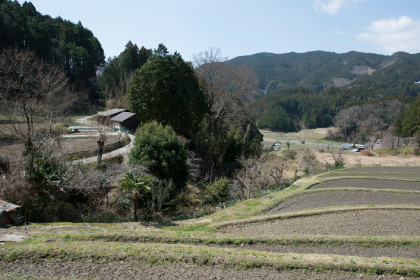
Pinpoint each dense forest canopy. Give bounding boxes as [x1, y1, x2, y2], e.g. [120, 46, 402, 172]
[97, 41, 152, 107]
[0, 0, 105, 99]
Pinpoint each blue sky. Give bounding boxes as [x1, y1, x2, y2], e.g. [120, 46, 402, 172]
[18, 0, 420, 61]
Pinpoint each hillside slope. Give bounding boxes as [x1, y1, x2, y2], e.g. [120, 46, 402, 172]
[231, 51, 420, 94]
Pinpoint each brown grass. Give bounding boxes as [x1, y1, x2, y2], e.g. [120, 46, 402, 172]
[0, 135, 122, 160]
[315, 149, 420, 167]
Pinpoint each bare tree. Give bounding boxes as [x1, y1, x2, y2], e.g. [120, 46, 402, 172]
[88, 119, 111, 167]
[268, 158, 288, 187]
[231, 156, 265, 200]
[328, 145, 345, 169]
[193, 47, 258, 126]
[0, 47, 74, 174]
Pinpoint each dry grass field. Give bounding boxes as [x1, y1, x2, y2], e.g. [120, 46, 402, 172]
[0, 135, 122, 160]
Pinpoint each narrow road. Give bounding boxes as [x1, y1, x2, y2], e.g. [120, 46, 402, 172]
[73, 115, 135, 164]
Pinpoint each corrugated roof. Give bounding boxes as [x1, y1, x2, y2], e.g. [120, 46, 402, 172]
[341, 143, 353, 150]
[111, 112, 137, 122]
[0, 200, 20, 214]
[97, 109, 127, 117]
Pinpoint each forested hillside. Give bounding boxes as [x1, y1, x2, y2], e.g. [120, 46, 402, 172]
[239, 50, 420, 131]
[232, 51, 420, 96]
[0, 0, 105, 100]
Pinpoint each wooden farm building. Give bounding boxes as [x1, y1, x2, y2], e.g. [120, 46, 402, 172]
[0, 200, 20, 226]
[97, 109, 128, 123]
[111, 112, 140, 133]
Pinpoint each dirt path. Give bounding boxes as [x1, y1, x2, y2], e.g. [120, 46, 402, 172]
[225, 209, 420, 236]
[267, 191, 420, 214]
[0, 261, 415, 280]
[310, 179, 420, 191]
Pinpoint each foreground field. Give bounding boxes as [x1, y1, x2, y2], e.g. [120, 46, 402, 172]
[1, 165, 420, 279]
[2, 261, 417, 280]
[225, 209, 420, 236]
[267, 191, 420, 213]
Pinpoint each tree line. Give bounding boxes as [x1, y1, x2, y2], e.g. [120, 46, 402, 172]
[0, 0, 105, 101]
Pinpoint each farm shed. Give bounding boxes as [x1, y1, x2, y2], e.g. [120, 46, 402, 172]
[111, 112, 140, 133]
[0, 200, 20, 226]
[340, 143, 368, 152]
[97, 109, 128, 123]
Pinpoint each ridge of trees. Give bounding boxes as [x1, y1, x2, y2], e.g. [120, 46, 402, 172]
[98, 41, 152, 107]
[0, 0, 105, 102]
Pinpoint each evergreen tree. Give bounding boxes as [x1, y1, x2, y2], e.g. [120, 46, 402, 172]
[127, 44, 207, 138]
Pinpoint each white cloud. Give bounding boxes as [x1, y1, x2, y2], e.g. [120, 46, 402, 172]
[335, 31, 345, 35]
[357, 16, 420, 54]
[315, 0, 365, 16]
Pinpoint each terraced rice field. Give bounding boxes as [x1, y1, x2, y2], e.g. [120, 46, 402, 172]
[267, 191, 420, 213]
[225, 209, 420, 236]
[310, 178, 420, 191]
[1, 166, 420, 279]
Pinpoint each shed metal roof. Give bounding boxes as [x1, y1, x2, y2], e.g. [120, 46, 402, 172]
[110, 112, 137, 122]
[97, 109, 127, 117]
[341, 143, 353, 150]
[0, 200, 20, 215]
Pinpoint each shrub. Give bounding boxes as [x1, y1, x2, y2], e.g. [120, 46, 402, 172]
[360, 149, 374, 156]
[202, 177, 230, 207]
[51, 123, 66, 136]
[129, 122, 189, 190]
[299, 148, 322, 175]
[283, 150, 297, 160]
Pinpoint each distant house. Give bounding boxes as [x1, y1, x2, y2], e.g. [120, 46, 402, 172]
[373, 138, 407, 149]
[111, 112, 140, 133]
[0, 200, 20, 227]
[97, 109, 128, 124]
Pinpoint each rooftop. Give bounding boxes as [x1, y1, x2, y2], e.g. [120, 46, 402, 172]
[97, 109, 127, 117]
[0, 200, 20, 214]
[110, 112, 137, 122]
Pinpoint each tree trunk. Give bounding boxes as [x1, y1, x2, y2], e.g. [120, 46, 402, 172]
[23, 137, 35, 177]
[132, 189, 139, 221]
[97, 138, 105, 167]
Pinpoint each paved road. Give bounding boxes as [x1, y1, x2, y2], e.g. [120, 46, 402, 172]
[75, 115, 97, 124]
[61, 132, 119, 138]
[73, 115, 135, 164]
[73, 134, 135, 164]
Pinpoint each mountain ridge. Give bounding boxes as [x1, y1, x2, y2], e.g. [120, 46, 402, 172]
[230, 50, 419, 94]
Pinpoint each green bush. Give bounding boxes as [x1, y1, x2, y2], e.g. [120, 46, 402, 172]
[202, 177, 230, 207]
[51, 123, 66, 136]
[129, 121, 189, 190]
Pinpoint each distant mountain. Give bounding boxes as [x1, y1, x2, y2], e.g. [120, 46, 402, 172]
[230, 51, 420, 94]
[236, 51, 420, 131]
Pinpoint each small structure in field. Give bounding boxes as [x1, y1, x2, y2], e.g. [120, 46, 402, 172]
[111, 112, 140, 133]
[0, 200, 20, 226]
